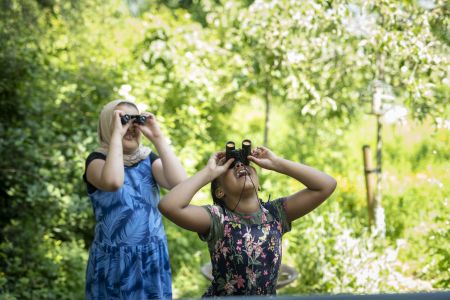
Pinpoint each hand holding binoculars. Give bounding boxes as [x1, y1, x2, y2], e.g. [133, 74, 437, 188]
[225, 139, 252, 169]
[120, 114, 147, 125]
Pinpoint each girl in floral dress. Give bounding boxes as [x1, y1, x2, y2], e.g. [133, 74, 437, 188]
[83, 100, 186, 299]
[158, 144, 336, 296]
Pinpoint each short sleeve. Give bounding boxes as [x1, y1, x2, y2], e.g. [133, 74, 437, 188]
[198, 205, 225, 245]
[83, 152, 107, 194]
[265, 198, 292, 235]
[85, 152, 106, 169]
[149, 152, 160, 165]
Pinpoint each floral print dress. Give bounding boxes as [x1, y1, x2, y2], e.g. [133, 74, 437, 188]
[199, 198, 291, 296]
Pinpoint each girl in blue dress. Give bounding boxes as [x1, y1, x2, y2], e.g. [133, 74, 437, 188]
[158, 143, 336, 296]
[83, 99, 186, 299]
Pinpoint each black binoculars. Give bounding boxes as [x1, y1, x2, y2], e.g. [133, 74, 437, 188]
[225, 139, 252, 169]
[120, 114, 147, 125]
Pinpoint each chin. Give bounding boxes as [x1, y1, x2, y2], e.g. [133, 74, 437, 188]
[244, 181, 258, 191]
[233, 178, 257, 192]
[123, 142, 139, 154]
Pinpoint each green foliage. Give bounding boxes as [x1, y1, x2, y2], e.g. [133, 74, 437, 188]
[282, 205, 424, 294]
[424, 215, 450, 288]
[0, 0, 135, 298]
[1, 0, 449, 298]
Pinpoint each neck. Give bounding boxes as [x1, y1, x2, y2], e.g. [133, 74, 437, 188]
[225, 192, 260, 214]
[123, 146, 139, 155]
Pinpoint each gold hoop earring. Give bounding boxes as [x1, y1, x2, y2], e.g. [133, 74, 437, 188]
[215, 188, 225, 199]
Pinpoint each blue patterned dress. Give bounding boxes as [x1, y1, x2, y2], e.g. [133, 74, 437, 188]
[84, 153, 171, 300]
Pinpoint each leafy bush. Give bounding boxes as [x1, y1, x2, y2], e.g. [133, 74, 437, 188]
[282, 204, 433, 294]
[424, 215, 450, 288]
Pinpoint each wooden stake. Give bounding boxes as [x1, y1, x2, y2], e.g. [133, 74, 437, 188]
[363, 145, 376, 228]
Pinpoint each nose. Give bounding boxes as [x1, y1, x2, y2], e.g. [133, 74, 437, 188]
[234, 161, 244, 168]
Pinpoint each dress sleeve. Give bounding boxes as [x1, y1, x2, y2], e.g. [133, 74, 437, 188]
[265, 197, 292, 235]
[83, 152, 107, 194]
[198, 205, 225, 244]
[149, 152, 160, 165]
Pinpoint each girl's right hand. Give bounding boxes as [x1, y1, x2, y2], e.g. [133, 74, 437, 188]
[112, 110, 131, 137]
[205, 151, 234, 180]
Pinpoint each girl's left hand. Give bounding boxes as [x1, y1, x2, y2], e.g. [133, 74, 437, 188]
[248, 146, 279, 170]
[138, 112, 163, 141]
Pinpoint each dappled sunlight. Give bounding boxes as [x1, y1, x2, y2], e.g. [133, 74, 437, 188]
[0, 0, 448, 298]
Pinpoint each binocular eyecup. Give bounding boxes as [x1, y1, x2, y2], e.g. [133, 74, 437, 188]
[225, 139, 251, 169]
[120, 114, 147, 125]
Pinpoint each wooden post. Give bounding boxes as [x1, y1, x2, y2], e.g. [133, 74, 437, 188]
[362, 145, 376, 228]
[373, 114, 385, 237]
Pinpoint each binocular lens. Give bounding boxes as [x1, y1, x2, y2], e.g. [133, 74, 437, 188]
[225, 139, 251, 169]
[120, 114, 146, 125]
[121, 114, 131, 125]
[226, 141, 235, 162]
[226, 142, 235, 149]
[135, 115, 147, 124]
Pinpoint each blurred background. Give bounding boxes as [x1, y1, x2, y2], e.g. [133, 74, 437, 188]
[0, 0, 448, 299]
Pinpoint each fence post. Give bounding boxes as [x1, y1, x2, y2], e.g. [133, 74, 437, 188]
[362, 145, 375, 228]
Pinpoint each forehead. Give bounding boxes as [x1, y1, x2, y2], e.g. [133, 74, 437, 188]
[115, 103, 139, 114]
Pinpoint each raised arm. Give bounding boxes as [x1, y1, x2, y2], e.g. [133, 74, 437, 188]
[158, 152, 234, 234]
[86, 110, 130, 191]
[139, 113, 187, 189]
[249, 147, 336, 222]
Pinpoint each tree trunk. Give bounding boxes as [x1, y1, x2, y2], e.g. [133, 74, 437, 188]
[374, 114, 385, 237]
[263, 76, 271, 147]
